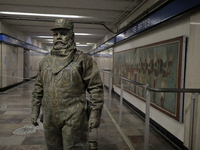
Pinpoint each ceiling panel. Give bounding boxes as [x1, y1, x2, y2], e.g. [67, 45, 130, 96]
[0, 0, 135, 11]
[0, 0, 146, 53]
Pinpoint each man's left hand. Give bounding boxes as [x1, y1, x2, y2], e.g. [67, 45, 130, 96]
[89, 118, 100, 129]
[31, 114, 39, 126]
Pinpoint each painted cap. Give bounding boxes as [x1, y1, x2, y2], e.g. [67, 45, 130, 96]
[51, 19, 74, 31]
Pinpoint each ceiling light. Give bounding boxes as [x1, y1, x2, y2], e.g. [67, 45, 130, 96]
[33, 33, 92, 38]
[117, 34, 125, 37]
[76, 44, 89, 46]
[190, 22, 200, 25]
[45, 39, 53, 41]
[43, 41, 53, 43]
[0, 11, 88, 18]
[75, 33, 93, 36]
[43, 42, 90, 46]
[33, 36, 53, 38]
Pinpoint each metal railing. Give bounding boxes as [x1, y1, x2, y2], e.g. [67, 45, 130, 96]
[100, 70, 200, 150]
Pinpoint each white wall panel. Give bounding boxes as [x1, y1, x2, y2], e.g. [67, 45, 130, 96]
[96, 16, 190, 142]
[0, 43, 2, 88]
[114, 17, 190, 53]
[94, 48, 113, 87]
[17, 47, 24, 82]
[184, 10, 200, 149]
[0, 44, 45, 88]
[29, 51, 45, 78]
[1, 21, 45, 49]
[24, 50, 30, 79]
[1, 43, 18, 87]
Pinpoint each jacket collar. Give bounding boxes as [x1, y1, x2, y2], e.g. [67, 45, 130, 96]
[48, 48, 76, 74]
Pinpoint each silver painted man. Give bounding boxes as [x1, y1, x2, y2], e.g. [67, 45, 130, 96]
[31, 19, 104, 150]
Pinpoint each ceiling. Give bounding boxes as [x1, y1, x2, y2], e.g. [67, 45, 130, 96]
[0, 0, 147, 52]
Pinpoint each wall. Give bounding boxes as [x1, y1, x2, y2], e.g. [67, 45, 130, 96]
[1, 43, 24, 88]
[24, 50, 45, 79]
[184, 10, 200, 149]
[0, 20, 47, 89]
[94, 15, 189, 145]
[0, 43, 1, 88]
[17, 47, 24, 83]
[24, 50, 30, 79]
[93, 0, 168, 50]
[94, 48, 113, 71]
[0, 42, 46, 88]
[29, 51, 45, 77]
[0, 21, 46, 50]
[113, 16, 190, 142]
[94, 48, 113, 88]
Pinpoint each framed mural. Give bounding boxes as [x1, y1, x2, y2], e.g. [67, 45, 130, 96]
[113, 36, 186, 121]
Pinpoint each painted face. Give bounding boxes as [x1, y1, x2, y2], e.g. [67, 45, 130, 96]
[53, 29, 71, 50]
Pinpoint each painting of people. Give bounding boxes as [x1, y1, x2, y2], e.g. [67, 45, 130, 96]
[113, 36, 185, 121]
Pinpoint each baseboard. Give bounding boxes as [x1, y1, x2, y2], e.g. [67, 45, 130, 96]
[0, 76, 37, 92]
[23, 76, 37, 82]
[104, 85, 188, 150]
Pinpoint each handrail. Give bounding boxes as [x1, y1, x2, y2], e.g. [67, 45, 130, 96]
[101, 70, 200, 93]
[100, 70, 199, 150]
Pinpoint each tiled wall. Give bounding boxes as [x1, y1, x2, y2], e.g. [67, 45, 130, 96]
[29, 51, 45, 77]
[0, 43, 46, 89]
[24, 50, 30, 79]
[184, 10, 200, 149]
[0, 43, 1, 88]
[95, 16, 190, 142]
[93, 49, 113, 88]
[17, 47, 24, 83]
[1, 43, 19, 88]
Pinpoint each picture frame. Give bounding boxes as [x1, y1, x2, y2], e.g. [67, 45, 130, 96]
[113, 36, 186, 121]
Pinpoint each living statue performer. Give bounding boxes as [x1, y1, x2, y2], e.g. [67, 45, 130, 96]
[31, 19, 104, 150]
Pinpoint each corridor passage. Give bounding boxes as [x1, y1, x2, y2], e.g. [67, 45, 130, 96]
[0, 80, 177, 150]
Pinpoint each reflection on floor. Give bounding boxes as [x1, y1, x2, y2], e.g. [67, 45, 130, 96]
[0, 80, 177, 150]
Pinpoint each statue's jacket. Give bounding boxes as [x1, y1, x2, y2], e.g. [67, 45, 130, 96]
[32, 49, 104, 131]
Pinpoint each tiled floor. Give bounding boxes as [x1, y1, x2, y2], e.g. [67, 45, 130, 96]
[0, 80, 177, 150]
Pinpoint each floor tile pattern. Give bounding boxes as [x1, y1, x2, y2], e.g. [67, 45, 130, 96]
[0, 80, 177, 150]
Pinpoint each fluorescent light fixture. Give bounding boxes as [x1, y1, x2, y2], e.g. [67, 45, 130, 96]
[75, 33, 93, 36]
[33, 36, 53, 38]
[34, 33, 92, 38]
[76, 44, 89, 47]
[45, 39, 53, 41]
[76, 42, 80, 44]
[190, 22, 200, 25]
[87, 43, 95, 45]
[43, 42, 90, 46]
[117, 34, 124, 37]
[0, 11, 88, 18]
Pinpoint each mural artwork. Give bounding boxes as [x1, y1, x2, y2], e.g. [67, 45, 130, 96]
[113, 36, 185, 121]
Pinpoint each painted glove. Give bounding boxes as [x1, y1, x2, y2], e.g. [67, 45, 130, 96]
[89, 111, 101, 129]
[31, 114, 39, 126]
[31, 102, 40, 126]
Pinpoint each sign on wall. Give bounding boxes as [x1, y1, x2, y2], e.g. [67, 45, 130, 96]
[113, 36, 186, 121]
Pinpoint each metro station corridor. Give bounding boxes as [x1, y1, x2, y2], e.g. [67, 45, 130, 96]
[1, 1, 200, 150]
[0, 80, 177, 150]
